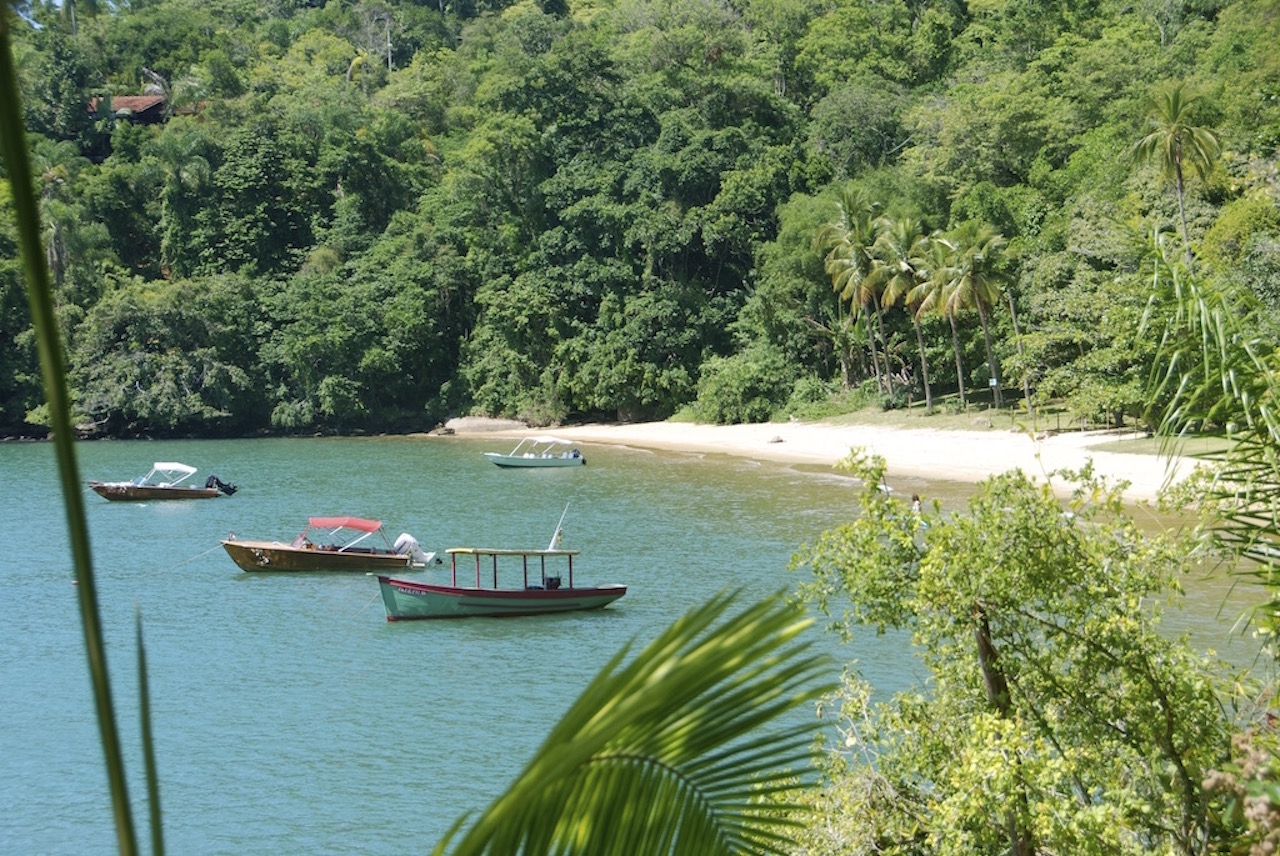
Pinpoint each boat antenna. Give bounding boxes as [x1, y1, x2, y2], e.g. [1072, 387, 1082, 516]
[549, 500, 571, 550]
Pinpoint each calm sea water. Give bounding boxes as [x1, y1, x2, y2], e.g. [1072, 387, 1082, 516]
[0, 434, 1263, 854]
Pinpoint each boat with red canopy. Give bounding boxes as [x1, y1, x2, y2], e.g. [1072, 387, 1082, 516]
[221, 516, 433, 572]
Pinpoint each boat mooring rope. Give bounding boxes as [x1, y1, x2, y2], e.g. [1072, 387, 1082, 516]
[354, 586, 383, 617]
[161, 543, 224, 572]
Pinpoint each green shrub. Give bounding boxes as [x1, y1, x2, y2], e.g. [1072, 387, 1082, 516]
[784, 377, 879, 420]
[690, 348, 794, 424]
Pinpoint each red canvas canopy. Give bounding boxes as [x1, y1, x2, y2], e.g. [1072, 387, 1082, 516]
[308, 516, 382, 533]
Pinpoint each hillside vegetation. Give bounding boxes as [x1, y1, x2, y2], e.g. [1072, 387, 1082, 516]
[2, 0, 1278, 437]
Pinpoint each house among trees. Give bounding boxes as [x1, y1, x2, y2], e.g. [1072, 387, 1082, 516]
[88, 94, 166, 124]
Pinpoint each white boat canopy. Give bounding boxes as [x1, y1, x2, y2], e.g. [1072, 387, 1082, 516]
[151, 462, 197, 476]
[144, 462, 198, 486]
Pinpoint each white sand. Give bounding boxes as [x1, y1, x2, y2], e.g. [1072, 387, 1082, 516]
[445, 418, 1193, 503]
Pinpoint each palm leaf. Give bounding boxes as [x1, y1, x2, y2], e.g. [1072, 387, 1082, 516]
[1147, 257, 1280, 635]
[437, 591, 834, 856]
[0, 17, 142, 855]
[137, 613, 165, 856]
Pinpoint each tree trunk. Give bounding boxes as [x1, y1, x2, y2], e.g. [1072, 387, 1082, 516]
[1008, 293, 1034, 417]
[912, 315, 933, 412]
[978, 300, 1002, 409]
[863, 304, 884, 392]
[873, 292, 896, 400]
[1174, 154, 1193, 271]
[949, 312, 967, 408]
[974, 609, 1035, 856]
[838, 312, 854, 390]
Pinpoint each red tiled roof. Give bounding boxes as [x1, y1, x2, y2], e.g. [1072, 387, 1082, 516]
[109, 95, 166, 113]
[88, 95, 167, 115]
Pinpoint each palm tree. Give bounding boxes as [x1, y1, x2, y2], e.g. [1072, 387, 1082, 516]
[30, 137, 84, 287]
[1149, 260, 1280, 596]
[944, 221, 1007, 409]
[869, 216, 934, 411]
[916, 233, 969, 409]
[60, 0, 101, 35]
[147, 125, 213, 279]
[813, 186, 892, 396]
[1131, 81, 1221, 269]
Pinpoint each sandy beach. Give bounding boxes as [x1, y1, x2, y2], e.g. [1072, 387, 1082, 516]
[444, 417, 1192, 503]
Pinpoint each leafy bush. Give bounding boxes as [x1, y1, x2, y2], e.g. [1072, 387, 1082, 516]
[793, 454, 1242, 853]
[783, 376, 878, 420]
[689, 347, 794, 424]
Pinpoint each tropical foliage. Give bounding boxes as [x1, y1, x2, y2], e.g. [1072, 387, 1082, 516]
[792, 452, 1249, 855]
[11, 2, 1280, 855]
[0, 0, 1276, 436]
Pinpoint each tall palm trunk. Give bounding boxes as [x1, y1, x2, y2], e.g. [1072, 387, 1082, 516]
[977, 300, 1002, 409]
[1008, 293, 1034, 416]
[873, 293, 896, 398]
[1174, 156, 1193, 270]
[912, 314, 933, 411]
[949, 311, 967, 408]
[837, 310, 856, 389]
[862, 303, 884, 391]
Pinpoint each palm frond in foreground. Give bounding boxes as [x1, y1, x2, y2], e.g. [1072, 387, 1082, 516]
[438, 591, 834, 856]
[1148, 258, 1280, 635]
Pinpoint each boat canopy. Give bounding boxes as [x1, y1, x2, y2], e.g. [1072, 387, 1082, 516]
[150, 462, 197, 476]
[308, 516, 383, 532]
[502, 436, 574, 453]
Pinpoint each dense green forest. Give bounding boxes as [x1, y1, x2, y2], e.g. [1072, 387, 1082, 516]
[1, 0, 1278, 437]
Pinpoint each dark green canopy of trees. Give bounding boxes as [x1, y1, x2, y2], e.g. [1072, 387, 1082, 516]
[2, 0, 1277, 437]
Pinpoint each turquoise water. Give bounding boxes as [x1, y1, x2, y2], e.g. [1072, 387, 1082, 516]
[0, 434, 1262, 854]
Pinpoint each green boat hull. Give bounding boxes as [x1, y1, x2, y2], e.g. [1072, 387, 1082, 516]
[378, 576, 625, 619]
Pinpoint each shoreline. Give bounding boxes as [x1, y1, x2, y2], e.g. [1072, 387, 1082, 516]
[444, 417, 1191, 503]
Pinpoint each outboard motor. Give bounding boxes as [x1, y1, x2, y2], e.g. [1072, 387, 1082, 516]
[205, 475, 238, 495]
[393, 533, 435, 566]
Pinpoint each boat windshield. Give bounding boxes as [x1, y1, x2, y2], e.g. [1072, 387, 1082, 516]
[145, 462, 198, 486]
[509, 436, 573, 454]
